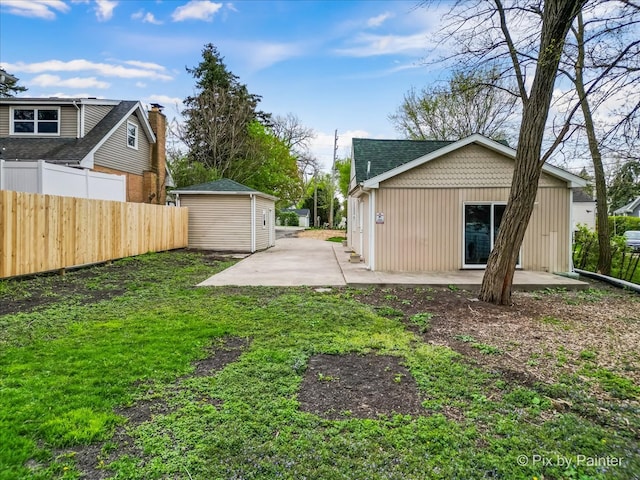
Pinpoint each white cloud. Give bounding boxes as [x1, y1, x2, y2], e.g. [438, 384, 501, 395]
[367, 12, 393, 28]
[124, 60, 166, 71]
[0, 0, 69, 20]
[41, 92, 96, 98]
[135, 82, 147, 88]
[172, 0, 222, 22]
[335, 31, 431, 57]
[31, 74, 110, 89]
[95, 0, 117, 21]
[145, 95, 184, 108]
[3, 59, 173, 81]
[225, 2, 238, 13]
[132, 9, 162, 24]
[243, 42, 304, 71]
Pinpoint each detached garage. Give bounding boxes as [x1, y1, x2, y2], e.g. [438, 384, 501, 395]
[172, 178, 277, 252]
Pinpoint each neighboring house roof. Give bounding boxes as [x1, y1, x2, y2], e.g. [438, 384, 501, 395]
[282, 208, 310, 217]
[613, 196, 640, 215]
[353, 134, 587, 190]
[0, 99, 155, 168]
[572, 188, 595, 202]
[171, 178, 278, 201]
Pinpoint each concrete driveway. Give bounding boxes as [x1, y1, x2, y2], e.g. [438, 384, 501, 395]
[198, 237, 346, 287]
[199, 236, 588, 290]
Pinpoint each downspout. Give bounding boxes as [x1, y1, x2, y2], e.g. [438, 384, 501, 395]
[72, 100, 81, 138]
[369, 189, 376, 271]
[250, 194, 256, 253]
[568, 188, 574, 272]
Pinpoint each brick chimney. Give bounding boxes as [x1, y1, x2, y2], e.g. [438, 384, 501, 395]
[148, 103, 167, 204]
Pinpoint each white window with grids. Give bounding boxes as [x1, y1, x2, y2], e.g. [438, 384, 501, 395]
[126, 121, 138, 149]
[11, 107, 60, 135]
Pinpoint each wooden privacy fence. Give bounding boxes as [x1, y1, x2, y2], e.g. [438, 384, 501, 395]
[0, 190, 189, 279]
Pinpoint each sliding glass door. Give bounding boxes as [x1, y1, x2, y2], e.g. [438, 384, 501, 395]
[464, 203, 519, 268]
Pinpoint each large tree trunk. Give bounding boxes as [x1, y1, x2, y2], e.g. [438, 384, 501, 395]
[573, 13, 612, 275]
[480, 0, 585, 304]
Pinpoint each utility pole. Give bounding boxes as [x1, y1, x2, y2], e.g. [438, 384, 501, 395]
[328, 129, 338, 228]
[313, 170, 318, 227]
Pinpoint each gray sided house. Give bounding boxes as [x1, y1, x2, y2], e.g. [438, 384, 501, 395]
[347, 134, 587, 273]
[0, 97, 168, 204]
[613, 196, 640, 217]
[171, 179, 277, 252]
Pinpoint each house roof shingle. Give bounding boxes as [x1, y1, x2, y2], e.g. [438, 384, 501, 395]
[572, 188, 595, 203]
[352, 138, 454, 184]
[282, 208, 310, 216]
[174, 178, 260, 193]
[613, 196, 640, 215]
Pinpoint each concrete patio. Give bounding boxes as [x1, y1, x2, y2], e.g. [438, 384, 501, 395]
[334, 243, 588, 290]
[199, 236, 588, 290]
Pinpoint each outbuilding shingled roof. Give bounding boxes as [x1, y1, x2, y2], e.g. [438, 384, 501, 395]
[173, 178, 260, 193]
[171, 178, 279, 201]
[352, 138, 455, 184]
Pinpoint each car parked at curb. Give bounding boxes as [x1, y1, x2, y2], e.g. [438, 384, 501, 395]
[624, 230, 640, 253]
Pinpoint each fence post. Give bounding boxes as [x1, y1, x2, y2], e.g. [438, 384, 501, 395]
[37, 160, 44, 193]
[85, 168, 90, 198]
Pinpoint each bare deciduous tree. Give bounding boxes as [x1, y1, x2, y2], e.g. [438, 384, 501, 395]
[389, 68, 519, 142]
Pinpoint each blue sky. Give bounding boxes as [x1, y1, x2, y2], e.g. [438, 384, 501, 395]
[0, 0, 452, 171]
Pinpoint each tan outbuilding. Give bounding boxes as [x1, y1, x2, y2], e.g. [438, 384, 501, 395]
[172, 178, 277, 252]
[347, 134, 588, 273]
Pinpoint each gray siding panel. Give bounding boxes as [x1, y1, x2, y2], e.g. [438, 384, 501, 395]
[0, 105, 9, 136]
[84, 105, 113, 135]
[60, 105, 77, 137]
[93, 115, 150, 175]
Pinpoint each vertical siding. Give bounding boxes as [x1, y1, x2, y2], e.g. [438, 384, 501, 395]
[0, 105, 9, 136]
[84, 105, 113, 135]
[180, 195, 251, 251]
[254, 196, 275, 251]
[374, 187, 570, 272]
[94, 115, 150, 175]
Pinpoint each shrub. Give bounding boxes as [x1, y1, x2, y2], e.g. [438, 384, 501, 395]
[609, 216, 640, 236]
[278, 211, 299, 227]
[573, 225, 640, 283]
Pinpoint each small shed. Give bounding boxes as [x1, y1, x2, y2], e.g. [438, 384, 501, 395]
[280, 208, 311, 227]
[171, 179, 277, 252]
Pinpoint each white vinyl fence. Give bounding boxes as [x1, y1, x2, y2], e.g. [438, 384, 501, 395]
[0, 160, 126, 201]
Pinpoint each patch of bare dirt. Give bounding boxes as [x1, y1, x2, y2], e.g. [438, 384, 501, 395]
[298, 353, 426, 419]
[296, 229, 346, 241]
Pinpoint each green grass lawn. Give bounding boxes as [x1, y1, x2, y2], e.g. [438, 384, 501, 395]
[0, 252, 638, 479]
